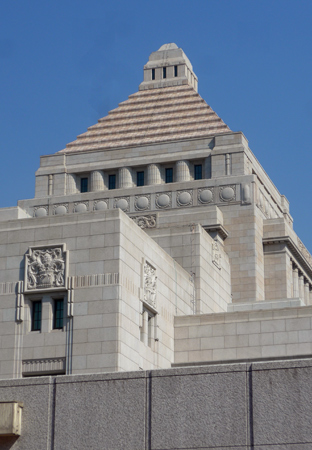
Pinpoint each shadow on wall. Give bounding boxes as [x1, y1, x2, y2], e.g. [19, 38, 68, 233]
[0, 436, 19, 449]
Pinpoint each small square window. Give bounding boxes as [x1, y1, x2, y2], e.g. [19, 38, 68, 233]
[137, 171, 144, 187]
[152, 68, 155, 80]
[32, 301, 42, 331]
[194, 164, 202, 180]
[163, 67, 167, 79]
[53, 299, 64, 329]
[80, 178, 88, 193]
[109, 174, 116, 190]
[165, 168, 173, 183]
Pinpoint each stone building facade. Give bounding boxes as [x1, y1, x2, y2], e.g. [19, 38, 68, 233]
[1, 43, 312, 449]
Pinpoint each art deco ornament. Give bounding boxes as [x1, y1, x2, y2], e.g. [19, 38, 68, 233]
[25, 245, 67, 292]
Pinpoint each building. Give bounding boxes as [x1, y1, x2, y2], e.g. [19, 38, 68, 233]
[1, 43, 312, 449]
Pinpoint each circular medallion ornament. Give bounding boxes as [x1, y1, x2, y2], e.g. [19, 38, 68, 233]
[220, 187, 235, 201]
[177, 191, 192, 206]
[75, 203, 87, 213]
[136, 196, 149, 210]
[54, 205, 67, 215]
[156, 194, 170, 208]
[199, 189, 213, 204]
[116, 199, 129, 211]
[35, 207, 47, 218]
[94, 201, 107, 211]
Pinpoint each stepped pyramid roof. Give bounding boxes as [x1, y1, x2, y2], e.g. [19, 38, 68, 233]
[59, 44, 231, 154]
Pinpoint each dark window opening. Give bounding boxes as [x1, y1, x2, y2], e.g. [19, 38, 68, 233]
[109, 174, 116, 190]
[152, 68, 155, 80]
[80, 177, 88, 193]
[32, 301, 42, 331]
[163, 67, 167, 79]
[53, 299, 64, 329]
[165, 168, 173, 183]
[137, 171, 144, 187]
[194, 164, 203, 180]
[174, 65, 178, 77]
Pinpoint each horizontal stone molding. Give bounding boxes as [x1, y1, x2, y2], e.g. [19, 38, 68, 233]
[72, 273, 120, 289]
[22, 358, 66, 375]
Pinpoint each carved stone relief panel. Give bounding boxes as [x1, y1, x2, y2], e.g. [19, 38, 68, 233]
[144, 261, 157, 308]
[73, 201, 89, 213]
[24, 245, 68, 292]
[219, 185, 236, 202]
[53, 203, 69, 215]
[198, 188, 214, 204]
[132, 215, 157, 229]
[155, 192, 172, 209]
[177, 190, 193, 207]
[212, 241, 222, 270]
[135, 195, 151, 211]
[114, 197, 130, 212]
[93, 199, 108, 211]
[34, 206, 48, 218]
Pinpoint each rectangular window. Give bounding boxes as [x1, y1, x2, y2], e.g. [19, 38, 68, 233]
[109, 174, 116, 190]
[137, 171, 144, 187]
[174, 65, 178, 77]
[163, 67, 167, 79]
[80, 177, 88, 193]
[152, 68, 155, 80]
[53, 299, 64, 329]
[32, 301, 42, 331]
[165, 168, 173, 183]
[194, 164, 202, 180]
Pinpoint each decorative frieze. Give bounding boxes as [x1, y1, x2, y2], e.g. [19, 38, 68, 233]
[219, 185, 236, 202]
[155, 192, 172, 209]
[24, 245, 67, 292]
[53, 203, 69, 215]
[114, 197, 130, 212]
[135, 195, 151, 211]
[131, 215, 157, 229]
[74, 201, 89, 213]
[144, 262, 157, 308]
[0, 282, 17, 295]
[198, 188, 214, 204]
[177, 190, 192, 207]
[93, 199, 108, 211]
[71, 273, 119, 289]
[22, 358, 66, 375]
[298, 238, 312, 267]
[33, 205, 48, 218]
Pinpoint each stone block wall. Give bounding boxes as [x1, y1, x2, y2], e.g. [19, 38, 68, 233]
[1, 359, 312, 449]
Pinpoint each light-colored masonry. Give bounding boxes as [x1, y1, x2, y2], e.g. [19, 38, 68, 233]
[1, 43, 312, 384]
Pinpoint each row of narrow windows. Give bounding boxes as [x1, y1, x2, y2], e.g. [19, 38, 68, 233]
[151, 65, 178, 81]
[32, 299, 64, 331]
[80, 164, 202, 193]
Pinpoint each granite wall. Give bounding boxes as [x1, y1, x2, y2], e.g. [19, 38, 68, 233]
[1, 358, 312, 449]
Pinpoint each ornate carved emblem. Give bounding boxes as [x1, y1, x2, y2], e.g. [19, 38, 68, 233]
[144, 262, 157, 308]
[25, 245, 67, 291]
[132, 215, 156, 229]
[212, 241, 222, 270]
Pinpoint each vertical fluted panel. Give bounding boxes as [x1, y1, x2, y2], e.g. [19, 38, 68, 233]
[304, 281, 310, 305]
[147, 164, 162, 185]
[91, 170, 105, 192]
[67, 173, 78, 194]
[176, 160, 190, 182]
[118, 167, 133, 188]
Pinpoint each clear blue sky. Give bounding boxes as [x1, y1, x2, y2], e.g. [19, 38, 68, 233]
[1, 1, 312, 251]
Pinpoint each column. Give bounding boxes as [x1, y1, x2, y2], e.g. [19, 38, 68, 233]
[176, 160, 190, 182]
[304, 280, 310, 305]
[48, 174, 53, 196]
[67, 173, 78, 194]
[293, 266, 299, 297]
[225, 154, 231, 175]
[299, 272, 304, 300]
[289, 259, 294, 297]
[147, 164, 161, 185]
[118, 167, 133, 188]
[310, 287, 312, 306]
[90, 170, 105, 191]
